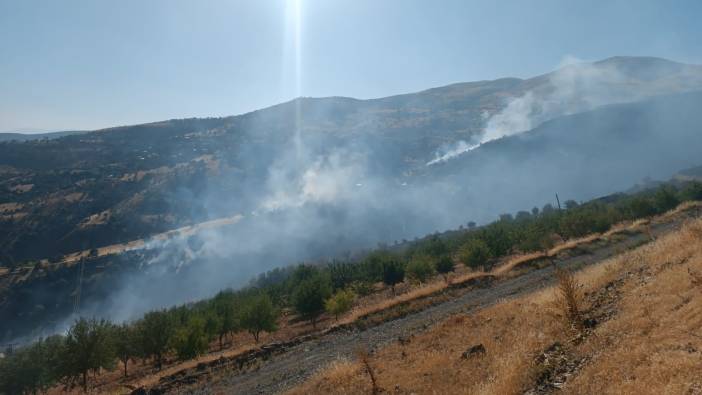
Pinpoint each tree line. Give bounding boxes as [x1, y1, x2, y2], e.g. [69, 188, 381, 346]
[2, 180, 701, 394]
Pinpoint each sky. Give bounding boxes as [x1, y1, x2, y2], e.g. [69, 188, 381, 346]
[1, 0, 701, 132]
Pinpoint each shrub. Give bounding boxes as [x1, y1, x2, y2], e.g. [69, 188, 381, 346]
[64, 318, 116, 391]
[114, 324, 138, 377]
[381, 259, 405, 293]
[681, 181, 702, 201]
[137, 310, 174, 370]
[240, 293, 278, 342]
[435, 255, 455, 281]
[653, 185, 680, 213]
[171, 316, 209, 360]
[293, 274, 332, 328]
[406, 255, 435, 284]
[554, 268, 583, 336]
[325, 289, 356, 320]
[350, 281, 374, 296]
[458, 239, 491, 268]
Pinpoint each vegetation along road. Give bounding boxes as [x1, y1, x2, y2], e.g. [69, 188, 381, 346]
[165, 208, 695, 394]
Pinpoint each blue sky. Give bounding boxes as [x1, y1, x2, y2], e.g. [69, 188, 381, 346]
[1, 0, 701, 131]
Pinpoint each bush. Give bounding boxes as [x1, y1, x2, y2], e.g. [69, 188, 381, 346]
[137, 310, 175, 370]
[653, 185, 680, 213]
[171, 316, 209, 360]
[0, 336, 65, 395]
[64, 318, 116, 391]
[350, 281, 374, 296]
[114, 324, 138, 377]
[681, 181, 702, 201]
[458, 239, 491, 268]
[406, 255, 435, 284]
[325, 289, 355, 320]
[211, 292, 240, 350]
[293, 274, 332, 328]
[240, 293, 278, 342]
[435, 255, 455, 280]
[381, 259, 405, 293]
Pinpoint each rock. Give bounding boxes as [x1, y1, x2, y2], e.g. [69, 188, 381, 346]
[583, 317, 598, 328]
[461, 344, 486, 359]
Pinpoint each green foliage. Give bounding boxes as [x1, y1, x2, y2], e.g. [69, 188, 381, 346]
[350, 280, 374, 296]
[171, 316, 209, 360]
[211, 291, 240, 350]
[137, 310, 175, 370]
[681, 181, 702, 201]
[435, 255, 455, 279]
[624, 196, 657, 218]
[458, 239, 491, 268]
[327, 260, 360, 291]
[406, 255, 435, 284]
[325, 289, 355, 320]
[380, 258, 405, 292]
[0, 336, 65, 395]
[292, 274, 333, 327]
[240, 293, 278, 342]
[114, 324, 138, 377]
[653, 185, 680, 213]
[63, 318, 116, 391]
[410, 235, 448, 258]
[3, 178, 702, 394]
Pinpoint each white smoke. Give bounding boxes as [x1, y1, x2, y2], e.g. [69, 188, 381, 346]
[262, 150, 365, 211]
[426, 140, 479, 166]
[427, 56, 662, 166]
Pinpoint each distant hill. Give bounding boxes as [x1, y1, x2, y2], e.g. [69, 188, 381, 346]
[1, 56, 701, 265]
[0, 130, 87, 142]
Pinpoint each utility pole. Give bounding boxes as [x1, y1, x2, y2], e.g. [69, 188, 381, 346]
[555, 193, 562, 211]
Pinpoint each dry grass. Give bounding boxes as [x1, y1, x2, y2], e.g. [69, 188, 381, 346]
[565, 219, 702, 395]
[339, 272, 487, 325]
[287, 218, 702, 395]
[554, 268, 584, 336]
[47, 202, 698, 393]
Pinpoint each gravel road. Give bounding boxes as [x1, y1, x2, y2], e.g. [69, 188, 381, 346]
[180, 214, 690, 395]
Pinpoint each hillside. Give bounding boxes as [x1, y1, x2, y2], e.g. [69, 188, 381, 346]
[1, 56, 701, 265]
[2, 57, 702, 346]
[1, 167, 700, 389]
[289, 215, 702, 395]
[0, 130, 87, 143]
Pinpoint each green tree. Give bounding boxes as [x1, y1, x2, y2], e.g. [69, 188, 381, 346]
[458, 239, 491, 268]
[653, 185, 680, 213]
[137, 310, 174, 371]
[64, 318, 116, 392]
[240, 293, 278, 342]
[681, 181, 702, 201]
[293, 275, 333, 328]
[381, 259, 405, 293]
[406, 255, 435, 284]
[171, 316, 209, 360]
[114, 324, 138, 377]
[327, 261, 358, 291]
[564, 200, 579, 210]
[324, 289, 355, 321]
[212, 292, 240, 350]
[435, 255, 455, 281]
[0, 336, 65, 395]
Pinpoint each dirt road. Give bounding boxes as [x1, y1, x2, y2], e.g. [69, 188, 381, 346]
[174, 212, 692, 395]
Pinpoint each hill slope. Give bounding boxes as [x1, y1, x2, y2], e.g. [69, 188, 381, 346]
[289, 216, 702, 395]
[1, 56, 701, 264]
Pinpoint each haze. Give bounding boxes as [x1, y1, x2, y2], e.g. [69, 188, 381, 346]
[1, 0, 702, 132]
